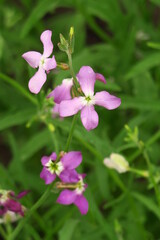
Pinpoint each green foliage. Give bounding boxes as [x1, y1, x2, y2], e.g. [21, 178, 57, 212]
[0, 0, 160, 239]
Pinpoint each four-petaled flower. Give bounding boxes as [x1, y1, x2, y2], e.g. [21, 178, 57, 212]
[57, 175, 88, 215]
[40, 151, 82, 184]
[0, 190, 29, 217]
[22, 30, 57, 94]
[55, 66, 121, 131]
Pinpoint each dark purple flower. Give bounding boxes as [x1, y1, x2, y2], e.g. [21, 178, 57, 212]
[0, 190, 28, 217]
[40, 151, 82, 185]
[57, 175, 88, 215]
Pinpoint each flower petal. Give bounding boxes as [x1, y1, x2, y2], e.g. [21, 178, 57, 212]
[74, 195, 89, 215]
[59, 169, 79, 183]
[77, 66, 96, 96]
[95, 73, 106, 84]
[40, 168, 56, 184]
[16, 191, 29, 199]
[41, 152, 57, 166]
[47, 79, 73, 104]
[61, 151, 82, 169]
[57, 190, 76, 205]
[94, 91, 121, 110]
[28, 67, 46, 94]
[22, 51, 41, 68]
[81, 106, 99, 131]
[5, 199, 22, 214]
[44, 56, 57, 71]
[59, 97, 84, 117]
[40, 30, 53, 58]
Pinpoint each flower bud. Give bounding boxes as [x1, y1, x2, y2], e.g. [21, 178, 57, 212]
[104, 153, 129, 173]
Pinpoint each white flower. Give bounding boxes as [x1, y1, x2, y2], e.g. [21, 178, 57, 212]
[104, 153, 129, 173]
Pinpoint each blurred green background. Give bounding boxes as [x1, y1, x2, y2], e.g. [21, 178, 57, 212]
[0, 0, 160, 239]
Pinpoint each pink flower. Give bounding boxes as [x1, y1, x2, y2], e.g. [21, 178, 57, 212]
[57, 175, 88, 215]
[22, 30, 57, 94]
[59, 66, 121, 131]
[40, 151, 82, 185]
[0, 190, 29, 216]
[47, 78, 73, 118]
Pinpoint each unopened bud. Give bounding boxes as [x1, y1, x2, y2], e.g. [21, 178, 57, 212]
[48, 123, 55, 132]
[57, 62, 69, 70]
[104, 153, 129, 173]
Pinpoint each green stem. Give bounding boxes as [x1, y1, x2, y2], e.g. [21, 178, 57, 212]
[65, 114, 78, 152]
[67, 52, 79, 90]
[0, 224, 7, 239]
[129, 167, 149, 178]
[0, 73, 38, 106]
[143, 150, 160, 207]
[128, 130, 160, 162]
[8, 184, 53, 240]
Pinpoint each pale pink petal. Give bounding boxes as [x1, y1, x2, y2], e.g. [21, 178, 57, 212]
[22, 51, 41, 68]
[95, 73, 106, 84]
[28, 68, 46, 94]
[40, 168, 56, 185]
[61, 151, 82, 169]
[44, 56, 57, 71]
[74, 195, 89, 215]
[57, 190, 76, 205]
[94, 91, 121, 110]
[47, 79, 73, 104]
[77, 66, 96, 96]
[59, 97, 84, 117]
[40, 30, 53, 58]
[81, 106, 99, 131]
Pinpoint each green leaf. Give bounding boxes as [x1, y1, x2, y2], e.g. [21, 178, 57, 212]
[19, 129, 50, 162]
[132, 192, 160, 220]
[125, 53, 160, 80]
[21, 0, 59, 38]
[120, 95, 160, 111]
[150, 0, 160, 6]
[0, 108, 35, 131]
[58, 219, 79, 240]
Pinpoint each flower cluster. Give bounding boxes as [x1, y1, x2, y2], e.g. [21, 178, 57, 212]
[48, 66, 121, 131]
[40, 151, 88, 215]
[22, 28, 121, 215]
[0, 189, 28, 220]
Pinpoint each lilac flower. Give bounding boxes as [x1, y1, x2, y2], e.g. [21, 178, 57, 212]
[40, 151, 82, 185]
[58, 66, 121, 131]
[22, 30, 57, 94]
[47, 78, 73, 118]
[57, 175, 88, 215]
[0, 190, 29, 217]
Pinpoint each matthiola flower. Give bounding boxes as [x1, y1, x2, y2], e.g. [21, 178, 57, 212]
[57, 175, 88, 215]
[0, 189, 28, 217]
[104, 153, 129, 173]
[40, 151, 82, 184]
[58, 66, 121, 131]
[48, 78, 73, 117]
[22, 30, 57, 94]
